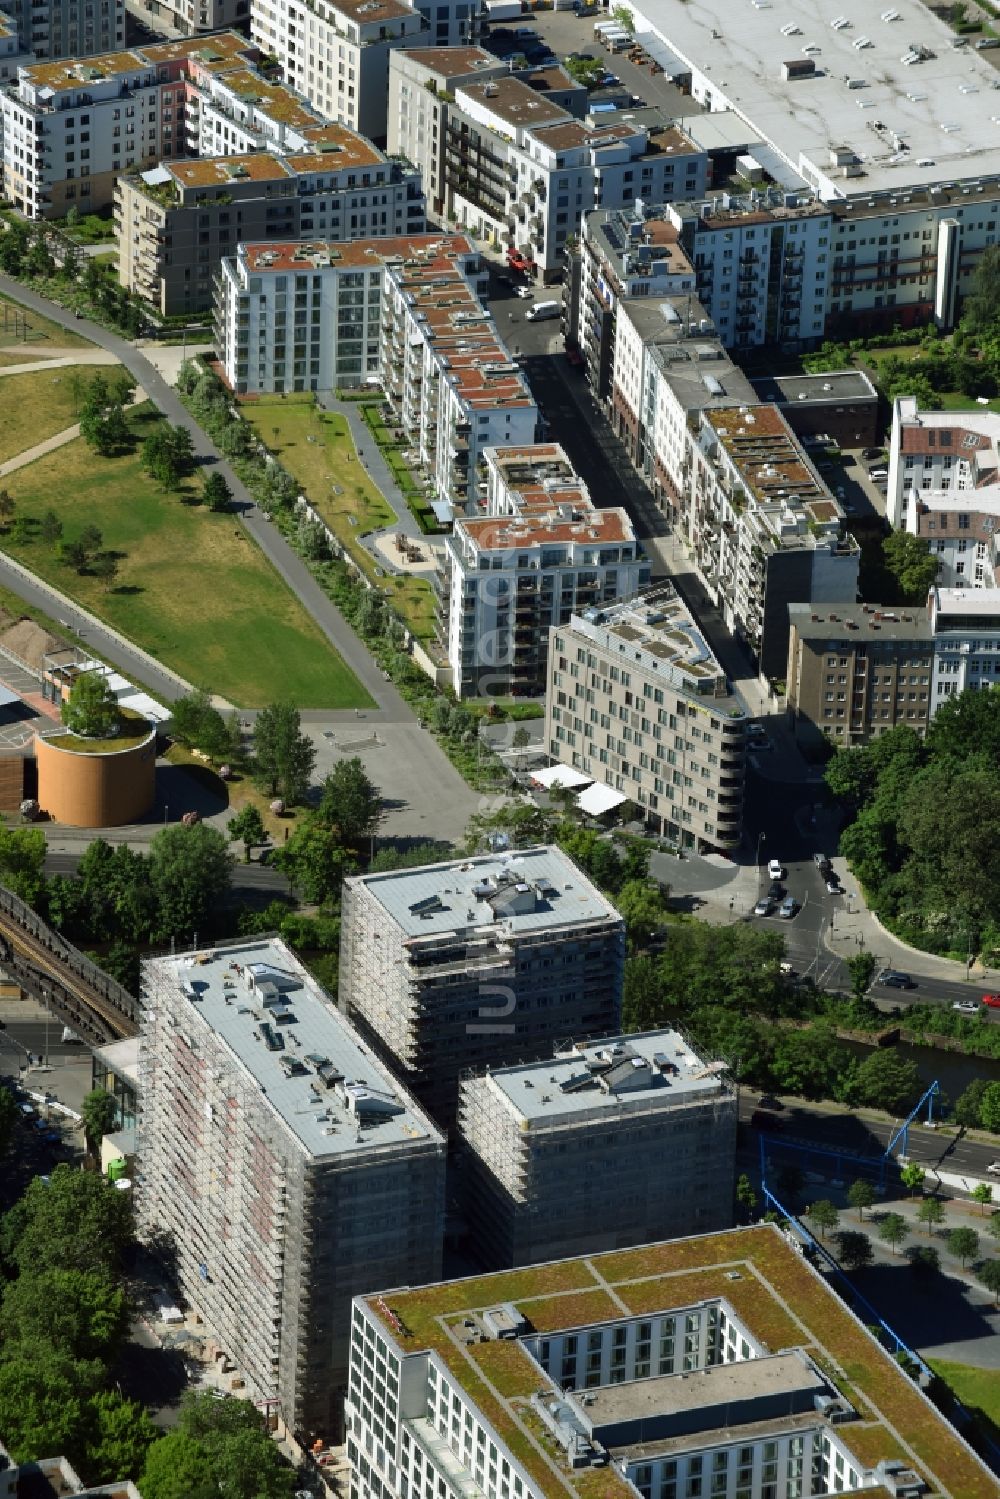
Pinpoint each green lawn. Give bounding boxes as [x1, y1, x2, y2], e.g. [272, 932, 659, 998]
[4, 405, 373, 710]
[0, 365, 116, 464]
[242, 397, 440, 642]
[0, 294, 93, 352]
[928, 1358, 1000, 1440]
[55, 211, 117, 245]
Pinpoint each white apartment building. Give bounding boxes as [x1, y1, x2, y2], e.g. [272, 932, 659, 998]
[457, 1030, 738, 1267]
[439, 443, 647, 698]
[888, 395, 1000, 589]
[378, 241, 537, 514]
[137, 937, 446, 1440]
[1, 30, 254, 217]
[250, 0, 426, 142]
[930, 586, 1000, 708]
[389, 50, 708, 280]
[0, 10, 31, 87]
[0, 0, 123, 62]
[545, 585, 747, 848]
[129, 0, 248, 40]
[216, 232, 477, 394]
[346, 1222, 987, 1499]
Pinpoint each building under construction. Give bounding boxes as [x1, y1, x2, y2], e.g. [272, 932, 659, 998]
[457, 1031, 738, 1267]
[135, 938, 446, 1440]
[339, 847, 625, 1128]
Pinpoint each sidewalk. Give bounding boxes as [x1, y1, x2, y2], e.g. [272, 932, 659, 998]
[317, 392, 426, 573]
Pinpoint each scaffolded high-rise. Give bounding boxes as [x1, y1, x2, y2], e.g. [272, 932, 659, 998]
[136, 937, 446, 1441]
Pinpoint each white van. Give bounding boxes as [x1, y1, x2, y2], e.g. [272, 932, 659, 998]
[526, 299, 560, 322]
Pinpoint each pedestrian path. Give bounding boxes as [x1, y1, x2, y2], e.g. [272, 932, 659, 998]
[0, 382, 149, 478]
[0, 348, 118, 377]
[317, 392, 428, 576]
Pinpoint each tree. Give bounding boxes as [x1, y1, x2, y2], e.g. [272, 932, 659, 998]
[252, 703, 315, 804]
[977, 1257, 1000, 1305]
[955, 1078, 990, 1129]
[916, 1197, 946, 1235]
[835, 1230, 873, 1271]
[80, 1088, 117, 1151]
[878, 1212, 909, 1254]
[0, 825, 47, 906]
[0, 1086, 14, 1159]
[980, 1081, 1000, 1132]
[612, 4, 634, 30]
[91, 553, 119, 591]
[316, 756, 383, 847]
[140, 1392, 294, 1499]
[947, 1226, 979, 1267]
[807, 1199, 840, 1239]
[848, 1179, 876, 1221]
[40, 509, 63, 548]
[988, 1210, 1000, 1244]
[0, 1164, 133, 1276]
[851, 1050, 922, 1115]
[963, 244, 1000, 333]
[905, 1243, 940, 1277]
[735, 1173, 757, 1221]
[61, 670, 120, 739]
[142, 425, 194, 492]
[901, 1162, 926, 1197]
[202, 471, 233, 513]
[83, 1390, 158, 1487]
[273, 819, 354, 906]
[148, 823, 233, 941]
[848, 950, 877, 1002]
[60, 526, 103, 574]
[227, 804, 266, 863]
[0, 489, 15, 531]
[881, 531, 939, 604]
[0, 1266, 129, 1362]
[139, 1431, 218, 1499]
[0, 1351, 89, 1466]
[170, 688, 228, 756]
[971, 1183, 994, 1216]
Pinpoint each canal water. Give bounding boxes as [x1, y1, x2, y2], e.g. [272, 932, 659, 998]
[839, 1036, 1000, 1104]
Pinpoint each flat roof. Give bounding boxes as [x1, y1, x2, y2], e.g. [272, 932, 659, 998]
[363, 1224, 997, 1499]
[752, 370, 878, 406]
[458, 506, 636, 549]
[633, 0, 1000, 197]
[92, 1035, 139, 1085]
[788, 602, 933, 643]
[704, 404, 840, 525]
[399, 45, 505, 78]
[934, 586, 1000, 619]
[579, 1351, 820, 1431]
[212, 68, 317, 126]
[20, 29, 251, 89]
[143, 939, 442, 1160]
[328, 0, 414, 21]
[238, 232, 474, 274]
[348, 846, 620, 940]
[165, 153, 292, 187]
[458, 75, 570, 129]
[469, 1029, 729, 1123]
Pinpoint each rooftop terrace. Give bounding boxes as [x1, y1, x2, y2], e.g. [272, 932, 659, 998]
[143, 939, 442, 1159]
[238, 233, 473, 275]
[566, 584, 740, 698]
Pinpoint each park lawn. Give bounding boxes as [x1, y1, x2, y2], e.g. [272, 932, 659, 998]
[0, 294, 93, 351]
[0, 365, 119, 465]
[928, 1358, 1000, 1432]
[4, 405, 373, 710]
[243, 397, 440, 643]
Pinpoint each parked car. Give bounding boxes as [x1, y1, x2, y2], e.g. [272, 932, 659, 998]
[861, 447, 884, 462]
[988, 1160, 1000, 1174]
[767, 858, 784, 880]
[825, 877, 841, 894]
[813, 852, 831, 870]
[515, 285, 533, 299]
[982, 993, 1000, 1008]
[758, 1095, 784, 1111]
[753, 897, 774, 917]
[878, 970, 915, 990]
[779, 895, 798, 919]
[952, 999, 980, 1014]
[767, 880, 784, 900]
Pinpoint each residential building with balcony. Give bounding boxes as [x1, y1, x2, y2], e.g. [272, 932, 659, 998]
[0, 29, 253, 217]
[339, 846, 625, 1127]
[347, 1221, 994, 1499]
[0, 8, 31, 86]
[215, 231, 476, 394]
[929, 585, 1000, 709]
[378, 244, 537, 514]
[128, 0, 247, 41]
[457, 1029, 738, 1267]
[250, 0, 426, 142]
[545, 585, 746, 847]
[136, 937, 446, 1441]
[0, 0, 123, 64]
[888, 395, 1000, 589]
[118, 123, 425, 316]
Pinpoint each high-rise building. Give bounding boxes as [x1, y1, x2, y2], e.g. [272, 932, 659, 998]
[0, 0, 123, 63]
[544, 585, 747, 849]
[339, 847, 625, 1126]
[457, 1030, 738, 1267]
[136, 938, 446, 1439]
[346, 1223, 993, 1499]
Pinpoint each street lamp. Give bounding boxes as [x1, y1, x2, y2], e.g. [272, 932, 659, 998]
[755, 831, 766, 887]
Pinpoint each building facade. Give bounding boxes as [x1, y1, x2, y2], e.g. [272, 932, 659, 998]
[137, 938, 446, 1438]
[0, 0, 123, 63]
[457, 1030, 737, 1267]
[437, 442, 647, 699]
[346, 1222, 992, 1499]
[339, 847, 625, 1126]
[545, 586, 747, 848]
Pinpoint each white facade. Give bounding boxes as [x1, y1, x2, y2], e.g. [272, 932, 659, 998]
[250, 0, 426, 141]
[0, 0, 123, 62]
[931, 586, 1000, 709]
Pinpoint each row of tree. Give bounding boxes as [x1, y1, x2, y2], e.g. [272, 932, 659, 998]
[0, 218, 147, 335]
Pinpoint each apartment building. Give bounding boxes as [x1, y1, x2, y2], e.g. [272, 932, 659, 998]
[119, 125, 425, 316]
[389, 49, 708, 280]
[457, 1029, 737, 1267]
[750, 371, 879, 450]
[0, 0, 123, 62]
[216, 232, 474, 394]
[786, 603, 934, 749]
[347, 1221, 993, 1499]
[339, 847, 625, 1126]
[379, 243, 537, 513]
[545, 585, 747, 848]
[136, 938, 446, 1439]
[690, 405, 859, 679]
[437, 442, 647, 698]
[930, 586, 1000, 708]
[128, 0, 247, 41]
[888, 395, 1000, 589]
[0, 1442, 141, 1499]
[0, 9, 31, 87]
[250, 0, 426, 142]
[1, 29, 254, 217]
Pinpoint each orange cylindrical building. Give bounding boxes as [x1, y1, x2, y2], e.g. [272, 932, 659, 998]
[35, 726, 156, 827]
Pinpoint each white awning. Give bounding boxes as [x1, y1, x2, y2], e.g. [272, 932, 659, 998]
[531, 764, 591, 790]
[576, 783, 628, 816]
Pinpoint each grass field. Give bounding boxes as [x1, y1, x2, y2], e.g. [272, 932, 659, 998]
[927, 1358, 1000, 1440]
[0, 365, 117, 465]
[242, 397, 439, 642]
[4, 404, 373, 710]
[0, 294, 93, 352]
